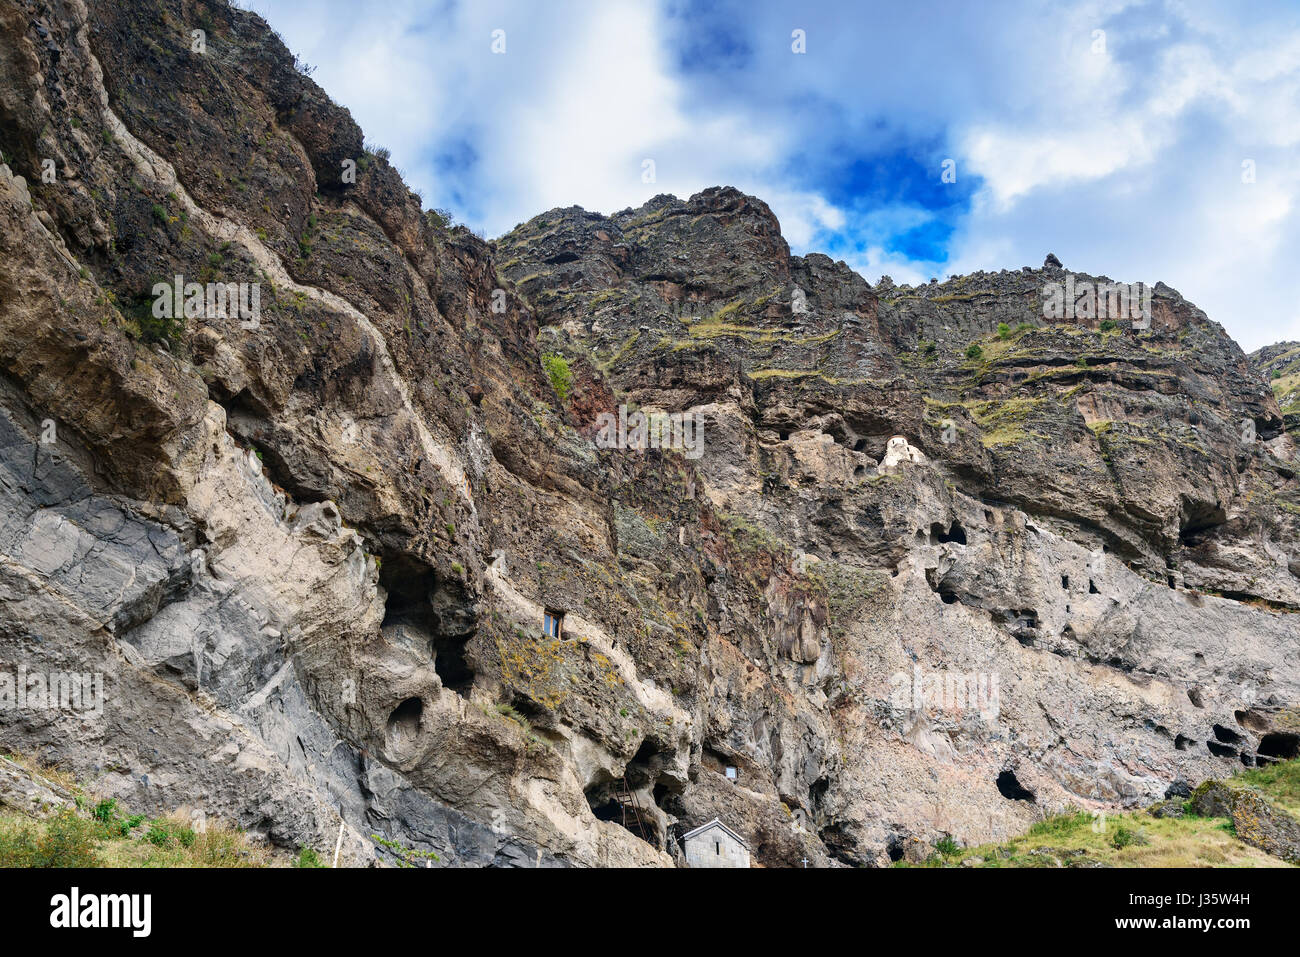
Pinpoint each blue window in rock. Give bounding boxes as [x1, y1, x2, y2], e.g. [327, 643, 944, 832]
[544, 610, 563, 639]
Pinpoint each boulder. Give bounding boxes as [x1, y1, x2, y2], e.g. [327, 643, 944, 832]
[1227, 789, 1300, 864]
[1189, 780, 1237, 817]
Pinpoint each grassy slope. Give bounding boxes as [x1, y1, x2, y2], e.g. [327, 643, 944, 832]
[0, 811, 288, 867]
[899, 760, 1300, 869]
[1234, 759, 1300, 818]
[0, 751, 310, 868]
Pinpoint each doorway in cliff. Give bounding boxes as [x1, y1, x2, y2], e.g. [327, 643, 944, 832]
[379, 552, 476, 697]
[627, 737, 678, 841]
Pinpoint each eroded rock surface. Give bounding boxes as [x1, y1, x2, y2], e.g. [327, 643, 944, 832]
[0, 0, 1298, 867]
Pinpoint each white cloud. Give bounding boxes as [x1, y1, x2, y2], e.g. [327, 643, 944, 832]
[254, 0, 1300, 350]
[946, 7, 1300, 350]
[842, 248, 931, 288]
[758, 189, 845, 248]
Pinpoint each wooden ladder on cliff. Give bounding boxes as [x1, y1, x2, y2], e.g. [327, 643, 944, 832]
[611, 774, 653, 845]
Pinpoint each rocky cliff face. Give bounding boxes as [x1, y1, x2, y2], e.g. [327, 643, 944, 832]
[1, 0, 1297, 868]
[1252, 341, 1300, 439]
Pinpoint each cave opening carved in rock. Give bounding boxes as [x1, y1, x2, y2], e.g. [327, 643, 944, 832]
[996, 770, 1036, 802]
[929, 521, 967, 545]
[1178, 498, 1227, 548]
[1235, 709, 1271, 732]
[886, 835, 905, 862]
[380, 552, 477, 697]
[1212, 724, 1245, 745]
[584, 775, 658, 848]
[386, 696, 424, 752]
[584, 738, 679, 849]
[1258, 732, 1300, 761]
[1206, 740, 1237, 758]
[924, 567, 961, 604]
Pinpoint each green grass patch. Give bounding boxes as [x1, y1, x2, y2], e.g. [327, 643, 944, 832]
[964, 397, 1047, 447]
[900, 760, 1300, 868]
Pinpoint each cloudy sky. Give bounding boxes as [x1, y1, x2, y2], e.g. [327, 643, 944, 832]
[245, 0, 1300, 351]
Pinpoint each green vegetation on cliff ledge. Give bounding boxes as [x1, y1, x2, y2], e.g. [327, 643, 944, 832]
[541, 352, 573, 401]
[965, 397, 1048, 447]
[1267, 347, 1300, 414]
